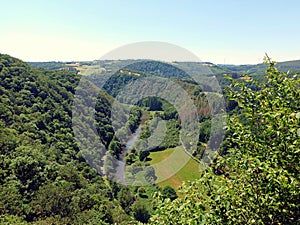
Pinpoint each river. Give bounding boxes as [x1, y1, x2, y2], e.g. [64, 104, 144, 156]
[115, 123, 143, 184]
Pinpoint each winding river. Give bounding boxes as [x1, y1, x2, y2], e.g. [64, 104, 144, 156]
[115, 124, 143, 184]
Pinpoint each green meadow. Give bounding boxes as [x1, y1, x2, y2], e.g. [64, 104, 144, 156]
[149, 147, 201, 189]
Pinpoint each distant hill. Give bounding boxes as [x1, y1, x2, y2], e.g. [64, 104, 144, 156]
[28, 59, 300, 78]
[218, 59, 300, 75]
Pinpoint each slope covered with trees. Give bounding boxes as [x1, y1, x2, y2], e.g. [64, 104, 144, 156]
[0, 54, 158, 224]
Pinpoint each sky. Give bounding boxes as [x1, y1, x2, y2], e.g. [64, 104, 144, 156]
[1, 0, 300, 64]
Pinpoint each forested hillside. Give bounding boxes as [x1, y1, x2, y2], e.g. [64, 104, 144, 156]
[0, 54, 162, 224]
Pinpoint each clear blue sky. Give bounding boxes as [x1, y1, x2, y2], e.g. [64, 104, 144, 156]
[1, 0, 300, 64]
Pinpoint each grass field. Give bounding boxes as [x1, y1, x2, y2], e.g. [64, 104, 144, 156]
[149, 147, 202, 189]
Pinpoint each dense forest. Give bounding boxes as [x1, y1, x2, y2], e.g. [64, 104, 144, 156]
[1, 54, 299, 224]
[0, 54, 163, 224]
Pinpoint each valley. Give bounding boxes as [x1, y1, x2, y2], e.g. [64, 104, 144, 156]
[0, 54, 299, 224]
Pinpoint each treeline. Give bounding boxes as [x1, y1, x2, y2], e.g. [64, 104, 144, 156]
[125, 61, 190, 79]
[28, 61, 65, 70]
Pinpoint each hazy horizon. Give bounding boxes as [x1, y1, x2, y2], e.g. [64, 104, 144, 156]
[24, 57, 300, 66]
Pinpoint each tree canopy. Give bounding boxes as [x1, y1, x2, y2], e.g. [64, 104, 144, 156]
[151, 59, 300, 224]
